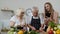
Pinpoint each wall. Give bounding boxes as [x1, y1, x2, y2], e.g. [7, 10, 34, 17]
[0, 0, 60, 29]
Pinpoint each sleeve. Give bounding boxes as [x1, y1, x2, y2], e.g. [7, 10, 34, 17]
[10, 16, 16, 22]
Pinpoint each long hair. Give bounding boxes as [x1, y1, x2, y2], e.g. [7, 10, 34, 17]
[44, 2, 54, 19]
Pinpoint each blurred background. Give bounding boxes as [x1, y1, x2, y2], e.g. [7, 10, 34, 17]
[0, 0, 60, 34]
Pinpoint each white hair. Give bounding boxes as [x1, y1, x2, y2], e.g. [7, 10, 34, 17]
[15, 8, 25, 16]
[32, 6, 39, 12]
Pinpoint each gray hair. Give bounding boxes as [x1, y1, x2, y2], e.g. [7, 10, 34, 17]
[32, 6, 39, 12]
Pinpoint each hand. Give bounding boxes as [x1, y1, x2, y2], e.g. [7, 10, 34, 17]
[41, 24, 44, 28]
[31, 27, 36, 30]
[36, 30, 40, 32]
[39, 27, 43, 32]
[47, 17, 52, 21]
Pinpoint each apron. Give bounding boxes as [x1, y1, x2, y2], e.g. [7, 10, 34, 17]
[30, 16, 41, 30]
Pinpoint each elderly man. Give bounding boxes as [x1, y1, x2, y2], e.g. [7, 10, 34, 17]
[27, 7, 43, 32]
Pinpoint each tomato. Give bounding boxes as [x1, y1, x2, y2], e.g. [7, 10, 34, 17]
[48, 29, 54, 34]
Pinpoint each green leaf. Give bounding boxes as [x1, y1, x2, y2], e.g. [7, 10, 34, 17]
[48, 21, 55, 28]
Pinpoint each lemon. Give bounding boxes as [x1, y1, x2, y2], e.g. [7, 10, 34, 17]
[56, 30, 60, 34]
[18, 30, 24, 34]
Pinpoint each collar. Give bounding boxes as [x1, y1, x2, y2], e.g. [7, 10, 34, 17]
[33, 16, 39, 19]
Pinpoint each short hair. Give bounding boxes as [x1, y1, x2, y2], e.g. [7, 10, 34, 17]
[15, 8, 25, 16]
[32, 6, 39, 12]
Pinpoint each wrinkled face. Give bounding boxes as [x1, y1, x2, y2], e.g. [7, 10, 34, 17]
[32, 10, 38, 17]
[45, 4, 50, 11]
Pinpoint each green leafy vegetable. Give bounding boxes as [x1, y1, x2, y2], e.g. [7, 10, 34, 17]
[48, 21, 55, 28]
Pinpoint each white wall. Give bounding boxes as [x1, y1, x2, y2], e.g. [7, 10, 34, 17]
[0, 0, 60, 28]
[0, 0, 60, 20]
[0, 0, 60, 13]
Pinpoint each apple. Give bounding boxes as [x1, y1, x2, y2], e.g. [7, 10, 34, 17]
[48, 29, 54, 34]
[54, 27, 58, 31]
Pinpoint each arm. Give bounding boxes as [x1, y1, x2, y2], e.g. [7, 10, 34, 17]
[28, 24, 36, 30]
[53, 12, 58, 24]
[43, 13, 47, 25]
[10, 16, 16, 27]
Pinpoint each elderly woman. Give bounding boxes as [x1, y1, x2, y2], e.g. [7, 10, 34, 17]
[10, 8, 26, 29]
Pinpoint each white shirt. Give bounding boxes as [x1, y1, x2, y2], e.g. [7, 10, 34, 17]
[10, 15, 25, 27]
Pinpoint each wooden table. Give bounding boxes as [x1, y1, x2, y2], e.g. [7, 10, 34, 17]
[40, 31, 48, 34]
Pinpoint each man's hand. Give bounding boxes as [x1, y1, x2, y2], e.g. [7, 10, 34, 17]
[31, 27, 36, 30]
[28, 25, 36, 30]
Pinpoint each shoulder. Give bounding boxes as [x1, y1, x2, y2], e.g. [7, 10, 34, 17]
[54, 11, 58, 15]
[10, 16, 16, 22]
[10, 16, 16, 20]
